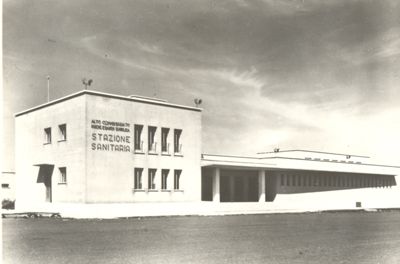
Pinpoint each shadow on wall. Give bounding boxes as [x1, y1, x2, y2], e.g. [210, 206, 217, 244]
[201, 169, 259, 202]
[276, 170, 396, 194]
[201, 168, 397, 202]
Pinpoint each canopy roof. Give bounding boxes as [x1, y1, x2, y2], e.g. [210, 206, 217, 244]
[201, 153, 400, 176]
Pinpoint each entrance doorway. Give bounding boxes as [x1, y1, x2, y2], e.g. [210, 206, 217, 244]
[35, 164, 54, 203]
[44, 176, 52, 202]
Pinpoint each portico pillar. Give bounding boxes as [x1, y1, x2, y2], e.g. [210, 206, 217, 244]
[258, 170, 266, 202]
[229, 176, 235, 202]
[212, 167, 220, 202]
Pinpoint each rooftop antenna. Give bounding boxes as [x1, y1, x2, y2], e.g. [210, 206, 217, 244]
[194, 98, 202, 107]
[47, 75, 50, 102]
[82, 78, 93, 90]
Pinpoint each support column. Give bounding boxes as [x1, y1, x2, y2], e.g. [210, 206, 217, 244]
[243, 176, 249, 201]
[258, 170, 266, 202]
[212, 167, 220, 202]
[229, 176, 235, 202]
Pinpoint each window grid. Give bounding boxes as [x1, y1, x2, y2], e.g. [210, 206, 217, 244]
[276, 173, 395, 189]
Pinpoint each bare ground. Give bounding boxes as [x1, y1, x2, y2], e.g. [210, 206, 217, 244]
[3, 211, 400, 264]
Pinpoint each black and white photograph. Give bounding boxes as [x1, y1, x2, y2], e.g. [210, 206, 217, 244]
[2, 0, 400, 263]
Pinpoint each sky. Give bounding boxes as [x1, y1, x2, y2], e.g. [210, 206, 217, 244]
[3, 0, 400, 170]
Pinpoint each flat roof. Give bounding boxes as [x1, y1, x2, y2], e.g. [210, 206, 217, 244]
[15, 90, 202, 117]
[201, 153, 400, 175]
[257, 149, 370, 158]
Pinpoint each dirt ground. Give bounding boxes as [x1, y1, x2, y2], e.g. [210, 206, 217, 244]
[3, 211, 400, 264]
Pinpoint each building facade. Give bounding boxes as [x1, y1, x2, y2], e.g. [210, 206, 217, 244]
[14, 90, 400, 213]
[201, 151, 400, 209]
[15, 90, 201, 209]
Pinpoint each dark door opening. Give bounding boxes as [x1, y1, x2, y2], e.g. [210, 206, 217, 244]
[266, 175, 277, 202]
[35, 164, 54, 203]
[45, 176, 52, 202]
[220, 174, 259, 202]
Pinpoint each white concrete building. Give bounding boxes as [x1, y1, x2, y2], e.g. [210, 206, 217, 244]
[15, 90, 201, 209]
[201, 151, 400, 210]
[14, 90, 400, 216]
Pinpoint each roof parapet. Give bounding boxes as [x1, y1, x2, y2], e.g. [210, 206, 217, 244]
[257, 149, 370, 159]
[128, 94, 167, 103]
[15, 90, 201, 117]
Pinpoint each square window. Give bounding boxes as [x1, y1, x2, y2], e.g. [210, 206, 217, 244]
[148, 169, 156, 190]
[59, 167, 67, 184]
[174, 170, 182, 190]
[44, 127, 52, 144]
[2, 183, 10, 189]
[134, 168, 143, 189]
[161, 169, 169, 190]
[59, 124, 67, 141]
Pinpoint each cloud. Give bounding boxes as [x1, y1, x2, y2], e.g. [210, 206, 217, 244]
[213, 68, 265, 89]
[373, 29, 400, 59]
[135, 41, 165, 55]
[3, 0, 400, 169]
[80, 34, 169, 75]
